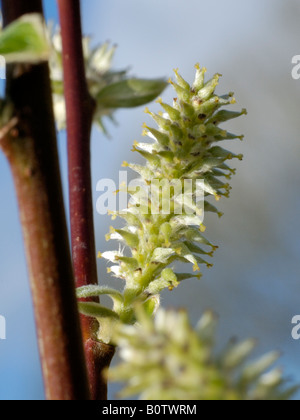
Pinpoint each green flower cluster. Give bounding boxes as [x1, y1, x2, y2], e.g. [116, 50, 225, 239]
[109, 308, 298, 400]
[49, 26, 167, 132]
[78, 65, 246, 343]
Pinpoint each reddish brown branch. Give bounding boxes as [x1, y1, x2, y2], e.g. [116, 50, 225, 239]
[56, 0, 97, 323]
[57, 0, 115, 399]
[1, 0, 90, 400]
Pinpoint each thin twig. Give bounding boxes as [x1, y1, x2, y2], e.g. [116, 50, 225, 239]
[57, 0, 115, 399]
[1, 0, 90, 400]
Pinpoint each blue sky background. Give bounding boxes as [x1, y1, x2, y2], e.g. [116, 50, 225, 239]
[0, 0, 300, 400]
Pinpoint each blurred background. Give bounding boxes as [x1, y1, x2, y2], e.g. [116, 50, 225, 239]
[0, 0, 300, 400]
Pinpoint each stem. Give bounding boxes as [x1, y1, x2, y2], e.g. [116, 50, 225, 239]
[1, 0, 90, 400]
[57, 0, 115, 399]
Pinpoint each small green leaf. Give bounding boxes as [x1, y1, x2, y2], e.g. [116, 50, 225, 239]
[151, 247, 175, 264]
[78, 302, 119, 320]
[117, 256, 139, 270]
[208, 108, 247, 125]
[175, 273, 202, 282]
[76, 285, 124, 303]
[115, 229, 139, 248]
[142, 296, 160, 317]
[240, 351, 280, 385]
[196, 310, 218, 345]
[79, 301, 120, 344]
[161, 268, 177, 284]
[97, 78, 167, 108]
[0, 14, 49, 63]
[223, 339, 257, 369]
[143, 126, 170, 147]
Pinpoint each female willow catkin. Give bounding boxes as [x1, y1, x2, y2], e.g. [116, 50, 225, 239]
[77, 65, 247, 343]
[108, 308, 298, 400]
